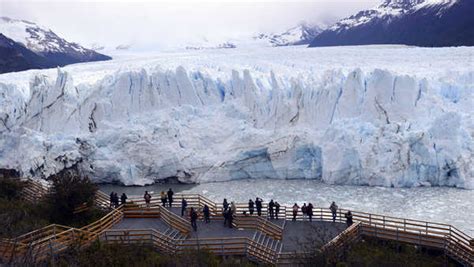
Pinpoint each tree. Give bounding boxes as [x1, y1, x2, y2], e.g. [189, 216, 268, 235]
[47, 169, 97, 224]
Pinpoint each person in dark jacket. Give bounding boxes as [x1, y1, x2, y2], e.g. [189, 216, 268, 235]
[292, 203, 299, 221]
[109, 192, 114, 207]
[255, 198, 263, 216]
[181, 198, 188, 217]
[223, 198, 229, 210]
[120, 193, 128, 205]
[345, 211, 353, 227]
[275, 202, 281, 220]
[330, 201, 338, 222]
[223, 208, 229, 226]
[144, 191, 151, 208]
[268, 199, 275, 219]
[190, 208, 198, 231]
[307, 203, 314, 222]
[113, 193, 119, 207]
[167, 188, 174, 207]
[203, 204, 210, 223]
[228, 208, 234, 228]
[248, 199, 255, 215]
[301, 203, 307, 221]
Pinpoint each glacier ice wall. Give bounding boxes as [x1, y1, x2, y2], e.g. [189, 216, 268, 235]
[0, 66, 472, 188]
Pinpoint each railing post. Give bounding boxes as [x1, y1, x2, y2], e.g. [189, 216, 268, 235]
[369, 214, 371, 225]
[396, 226, 399, 242]
[419, 230, 422, 246]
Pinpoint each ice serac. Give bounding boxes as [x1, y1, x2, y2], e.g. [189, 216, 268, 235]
[0, 65, 472, 188]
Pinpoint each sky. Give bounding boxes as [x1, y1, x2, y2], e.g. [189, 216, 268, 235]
[0, 0, 380, 49]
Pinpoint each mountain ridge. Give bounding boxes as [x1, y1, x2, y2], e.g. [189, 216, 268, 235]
[0, 16, 111, 74]
[309, 0, 473, 47]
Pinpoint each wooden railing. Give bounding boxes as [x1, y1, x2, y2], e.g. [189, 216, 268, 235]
[102, 229, 177, 254]
[321, 222, 361, 253]
[0, 206, 124, 264]
[125, 198, 191, 236]
[3, 184, 473, 266]
[101, 228, 278, 265]
[95, 190, 111, 209]
[21, 179, 49, 203]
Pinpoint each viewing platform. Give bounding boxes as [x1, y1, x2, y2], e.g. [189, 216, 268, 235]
[0, 181, 473, 266]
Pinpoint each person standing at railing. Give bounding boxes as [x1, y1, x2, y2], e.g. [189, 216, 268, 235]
[345, 211, 353, 227]
[275, 201, 280, 220]
[109, 192, 115, 208]
[120, 193, 128, 205]
[223, 207, 229, 226]
[203, 204, 210, 223]
[292, 203, 299, 221]
[330, 201, 338, 222]
[181, 198, 188, 217]
[113, 192, 119, 208]
[167, 188, 174, 208]
[190, 207, 198, 231]
[248, 199, 255, 215]
[160, 191, 167, 207]
[255, 198, 263, 216]
[228, 207, 234, 228]
[302, 203, 307, 221]
[268, 199, 275, 219]
[307, 203, 314, 222]
[223, 198, 229, 211]
[144, 191, 151, 208]
[230, 201, 237, 215]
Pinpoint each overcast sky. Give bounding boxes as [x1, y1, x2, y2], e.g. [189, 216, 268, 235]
[0, 0, 380, 49]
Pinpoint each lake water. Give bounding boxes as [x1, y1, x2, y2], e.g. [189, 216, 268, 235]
[99, 179, 474, 236]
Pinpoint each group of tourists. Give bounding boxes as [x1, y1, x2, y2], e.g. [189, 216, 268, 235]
[291, 201, 352, 226]
[291, 202, 315, 221]
[188, 203, 211, 231]
[141, 188, 174, 208]
[159, 188, 174, 207]
[109, 192, 127, 208]
[130, 190, 355, 231]
[222, 199, 236, 228]
[247, 198, 281, 219]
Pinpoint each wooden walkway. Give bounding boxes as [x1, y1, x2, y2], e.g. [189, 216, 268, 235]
[0, 180, 473, 266]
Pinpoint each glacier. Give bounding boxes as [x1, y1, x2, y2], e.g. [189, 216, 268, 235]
[0, 45, 472, 188]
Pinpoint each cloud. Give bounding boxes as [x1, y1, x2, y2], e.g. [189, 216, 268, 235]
[0, 0, 380, 49]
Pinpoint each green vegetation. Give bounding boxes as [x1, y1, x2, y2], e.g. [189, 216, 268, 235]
[0, 176, 49, 237]
[47, 170, 103, 227]
[0, 195, 50, 238]
[52, 241, 258, 267]
[334, 238, 458, 267]
[0, 172, 106, 238]
[0, 176, 26, 200]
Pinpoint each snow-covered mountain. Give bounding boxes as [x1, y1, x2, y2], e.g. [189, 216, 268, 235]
[0, 33, 51, 73]
[180, 23, 324, 50]
[185, 42, 236, 50]
[0, 17, 111, 73]
[255, 23, 324, 46]
[0, 45, 472, 189]
[310, 0, 474, 47]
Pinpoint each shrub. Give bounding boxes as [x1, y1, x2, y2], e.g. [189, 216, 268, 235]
[0, 176, 26, 200]
[47, 170, 98, 225]
[52, 241, 258, 267]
